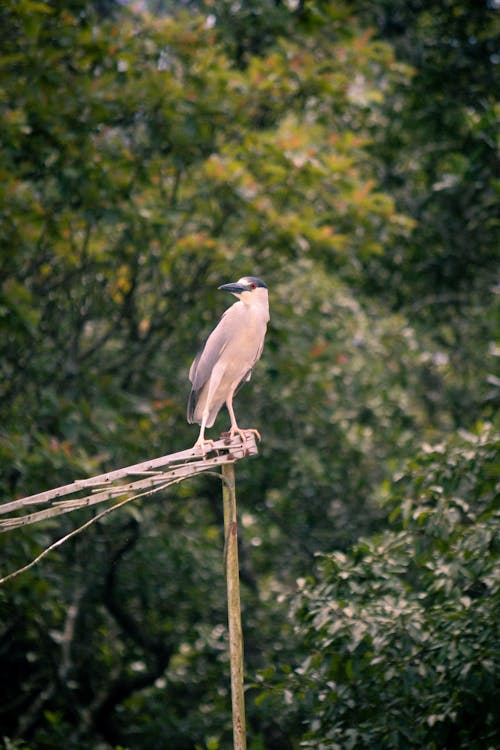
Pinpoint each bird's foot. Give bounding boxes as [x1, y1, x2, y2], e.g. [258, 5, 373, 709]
[193, 437, 215, 458]
[225, 427, 261, 447]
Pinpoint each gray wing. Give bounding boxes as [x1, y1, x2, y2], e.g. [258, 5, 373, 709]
[189, 303, 242, 390]
[187, 305, 241, 424]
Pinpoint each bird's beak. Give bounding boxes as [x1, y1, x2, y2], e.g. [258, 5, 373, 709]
[218, 282, 250, 294]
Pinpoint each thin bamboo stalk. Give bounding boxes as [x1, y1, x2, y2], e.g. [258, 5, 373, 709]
[222, 462, 247, 750]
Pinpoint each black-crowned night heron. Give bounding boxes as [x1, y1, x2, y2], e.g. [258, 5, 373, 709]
[187, 276, 269, 450]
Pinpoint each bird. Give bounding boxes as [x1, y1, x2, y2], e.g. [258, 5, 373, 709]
[187, 276, 270, 451]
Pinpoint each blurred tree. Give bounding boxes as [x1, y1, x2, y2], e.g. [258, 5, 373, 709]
[0, 0, 497, 748]
[348, 0, 499, 295]
[343, 0, 500, 442]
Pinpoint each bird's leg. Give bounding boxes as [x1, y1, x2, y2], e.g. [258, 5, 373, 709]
[192, 367, 227, 455]
[193, 415, 215, 457]
[226, 394, 261, 445]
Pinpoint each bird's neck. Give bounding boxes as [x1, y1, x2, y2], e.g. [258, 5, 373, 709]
[244, 301, 269, 323]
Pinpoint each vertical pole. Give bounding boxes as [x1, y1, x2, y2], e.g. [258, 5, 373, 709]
[221, 462, 247, 750]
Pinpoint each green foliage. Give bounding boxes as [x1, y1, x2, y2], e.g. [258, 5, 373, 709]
[0, 0, 498, 747]
[277, 426, 499, 748]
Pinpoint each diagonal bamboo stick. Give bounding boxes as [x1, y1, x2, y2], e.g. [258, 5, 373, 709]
[0, 433, 258, 531]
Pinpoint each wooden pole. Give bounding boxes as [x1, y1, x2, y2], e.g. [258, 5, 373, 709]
[221, 462, 247, 750]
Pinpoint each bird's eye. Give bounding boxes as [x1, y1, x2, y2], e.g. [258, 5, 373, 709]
[250, 282, 257, 289]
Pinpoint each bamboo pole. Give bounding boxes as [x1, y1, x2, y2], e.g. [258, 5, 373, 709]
[221, 462, 247, 750]
[0, 433, 259, 587]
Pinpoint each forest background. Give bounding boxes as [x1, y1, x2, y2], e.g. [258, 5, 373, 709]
[0, 0, 498, 748]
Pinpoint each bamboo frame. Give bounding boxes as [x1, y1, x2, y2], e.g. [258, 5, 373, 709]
[1, 432, 256, 749]
[0, 433, 258, 531]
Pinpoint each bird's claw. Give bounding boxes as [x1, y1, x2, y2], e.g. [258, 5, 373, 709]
[238, 428, 261, 442]
[193, 438, 215, 458]
[222, 428, 261, 452]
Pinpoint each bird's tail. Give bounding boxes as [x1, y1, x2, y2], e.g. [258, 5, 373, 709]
[187, 388, 199, 424]
[187, 385, 223, 428]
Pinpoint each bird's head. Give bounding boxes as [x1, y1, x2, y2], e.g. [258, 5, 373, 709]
[218, 276, 268, 304]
